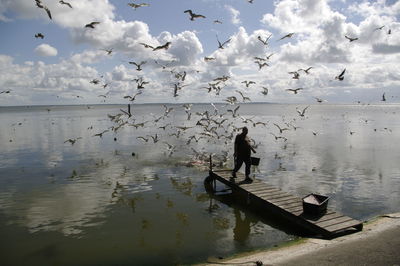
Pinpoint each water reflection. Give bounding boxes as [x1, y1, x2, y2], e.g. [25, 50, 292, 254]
[1, 104, 400, 264]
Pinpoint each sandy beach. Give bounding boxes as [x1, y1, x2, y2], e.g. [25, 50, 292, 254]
[202, 213, 400, 266]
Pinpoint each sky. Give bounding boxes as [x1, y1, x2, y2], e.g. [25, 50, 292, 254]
[0, 0, 399, 106]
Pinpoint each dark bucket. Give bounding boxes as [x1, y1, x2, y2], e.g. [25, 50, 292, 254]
[250, 157, 260, 166]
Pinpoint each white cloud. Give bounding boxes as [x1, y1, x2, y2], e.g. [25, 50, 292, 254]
[34, 44, 58, 57]
[225, 5, 241, 25]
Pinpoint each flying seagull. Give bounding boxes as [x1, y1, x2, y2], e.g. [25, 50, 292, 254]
[216, 35, 231, 49]
[335, 68, 346, 81]
[345, 35, 358, 42]
[296, 106, 309, 117]
[257, 34, 272, 45]
[184, 10, 206, 21]
[59, 0, 72, 8]
[128, 3, 149, 9]
[152, 42, 171, 51]
[35, 33, 44, 39]
[35, 0, 52, 20]
[129, 61, 147, 71]
[277, 32, 294, 41]
[261, 87, 269, 96]
[286, 88, 303, 94]
[85, 22, 100, 29]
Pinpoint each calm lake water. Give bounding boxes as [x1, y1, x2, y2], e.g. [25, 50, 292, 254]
[1, 103, 400, 265]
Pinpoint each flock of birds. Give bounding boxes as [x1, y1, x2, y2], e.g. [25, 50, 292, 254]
[3, 0, 395, 167]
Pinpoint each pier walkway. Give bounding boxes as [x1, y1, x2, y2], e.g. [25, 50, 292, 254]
[208, 169, 363, 238]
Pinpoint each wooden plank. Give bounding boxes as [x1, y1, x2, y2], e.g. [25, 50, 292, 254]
[270, 196, 299, 204]
[277, 201, 303, 209]
[243, 184, 273, 192]
[324, 220, 363, 233]
[261, 192, 292, 201]
[247, 187, 279, 195]
[317, 216, 355, 228]
[306, 212, 344, 224]
[255, 189, 282, 197]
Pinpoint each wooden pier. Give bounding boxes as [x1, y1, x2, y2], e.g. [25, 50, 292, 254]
[208, 169, 363, 238]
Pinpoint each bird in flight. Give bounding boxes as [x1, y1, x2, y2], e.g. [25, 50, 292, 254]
[184, 10, 206, 21]
[288, 71, 300, 79]
[153, 42, 171, 51]
[128, 3, 149, 10]
[213, 20, 222, 24]
[299, 67, 313, 74]
[257, 34, 272, 46]
[59, 0, 72, 8]
[101, 48, 113, 55]
[35, 0, 52, 20]
[286, 88, 303, 94]
[261, 87, 269, 96]
[296, 106, 309, 117]
[335, 68, 346, 81]
[85, 22, 100, 29]
[382, 92, 386, 102]
[373, 25, 385, 31]
[0, 90, 11, 94]
[277, 33, 294, 41]
[255, 61, 269, 70]
[345, 35, 358, 42]
[35, 33, 44, 39]
[236, 90, 251, 102]
[241, 80, 256, 87]
[129, 61, 147, 71]
[124, 91, 142, 102]
[216, 35, 231, 49]
[64, 137, 82, 145]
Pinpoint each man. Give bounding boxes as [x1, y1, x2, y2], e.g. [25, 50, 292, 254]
[232, 127, 256, 181]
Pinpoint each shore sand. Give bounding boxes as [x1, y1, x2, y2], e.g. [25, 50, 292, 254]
[202, 213, 400, 266]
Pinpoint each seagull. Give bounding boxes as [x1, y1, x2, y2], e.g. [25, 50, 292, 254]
[137, 136, 149, 143]
[133, 77, 149, 89]
[314, 97, 324, 103]
[204, 56, 216, 61]
[59, 0, 72, 8]
[163, 105, 174, 116]
[288, 71, 300, 79]
[257, 34, 272, 45]
[255, 61, 269, 70]
[139, 42, 154, 49]
[102, 48, 113, 55]
[227, 105, 240, 117]
[286, 88, 303, 94]
[261, 87, 269, 96]
[241, 80, 256, 87]
[93, 130, 109, 138]
[128, 3, 149, 9]
[213, 20, 222, 24]
[335, 68, 346, 81]
[216, 35, 231, 49]
[270, 133, 287, 142]
[266, 53, 274, 60]
[373, 25, 385, 31]
[35, 0, 52, 20]
[184, 10, 206, 21]
[35, 33, 44, 39]
[299, 67, 313, 74]
[296, 106, 309, 117]
[129, 61, 147, 71]
[152, 42, 171, 51]
[0, 90, 11, 94]
[148, 134, 159, 143]
[85, 22, 100, 28]
[236, 90, 251, 102]
[90, 79, 100, 85]
[277, 32, 294, 41]
[124, 91, 142, 102]
[345, 35, 358, 42]
[64, 137, 82, 145]
[382, 92, 386, 102]
[224, 96, 238, 105]
[273, 123, 289, 134]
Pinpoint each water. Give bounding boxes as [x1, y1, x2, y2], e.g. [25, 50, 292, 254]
[1, 103, 400, 265]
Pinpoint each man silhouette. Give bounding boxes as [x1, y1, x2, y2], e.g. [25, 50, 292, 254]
[232, 127, 256, 181]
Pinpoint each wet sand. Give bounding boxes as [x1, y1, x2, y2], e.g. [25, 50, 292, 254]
[202, 213, 400, 266]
